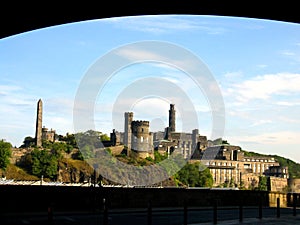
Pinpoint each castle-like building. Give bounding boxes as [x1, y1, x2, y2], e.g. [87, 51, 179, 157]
[123, 112, 154, 158]
[31, 99, 289, 190]
[119, 103, 289, 190]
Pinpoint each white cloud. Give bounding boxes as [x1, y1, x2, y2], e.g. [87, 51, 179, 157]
[226, 73, 300, 102]
[228, 131, 300, 146]
[224, 71, 243, 79]
[276, 101, 300, 106]
[257, 64, 268, 69]
[278, 116, 300, 124]
[0, 84, 22, 95]
[281, 50, 296, 56]
[250, 119, 272, 127]
[43, 115, 74, 137]
[115, 48, 166, 62]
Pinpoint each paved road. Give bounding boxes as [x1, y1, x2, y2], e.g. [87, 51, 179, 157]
[1, 207, 300, 225]
[195, 215, 300, 224]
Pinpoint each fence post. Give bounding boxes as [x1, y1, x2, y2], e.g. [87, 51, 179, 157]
[239, 203, 243, 222]
[213, 200, 217, 224]
[258, 196, 263, 219]
[277, 197, 280, 218]
[293, 193, 297, 216]
[47, 204, 53, 223]
[103, 198, 108, 225]
[147, 200, 152, 225]
[183, 201, 188, 225]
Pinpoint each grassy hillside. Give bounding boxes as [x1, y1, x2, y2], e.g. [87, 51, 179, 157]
[0, 164, 39, 181]
[242, 150, 300, 178]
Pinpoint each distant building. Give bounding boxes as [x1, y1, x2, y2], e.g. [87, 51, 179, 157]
[102, 129, 122, 147]
[265, 166, 289, 178]
[193, 149, 282, 188]
[42, 127, 56, 143]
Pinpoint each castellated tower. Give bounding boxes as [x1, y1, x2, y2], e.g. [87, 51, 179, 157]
[169, 104, 176, 132]
[35, 99, 43, 147]
[131, 120, 153, 157]
[124, 112, 133, 156]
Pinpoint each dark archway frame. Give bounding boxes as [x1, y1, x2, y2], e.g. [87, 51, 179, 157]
[1, 1, 299, 40]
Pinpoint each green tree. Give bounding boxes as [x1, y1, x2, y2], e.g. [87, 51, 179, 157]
[0, 140, 12, 171]
[59, 133, 77, 148]
[42, 140, 53, 149]
[175, 162, 213, 187]
[154, 150, 167, 163]
[31, 149, 58, 180]
[100, 134, 110, 141]
[257, 176, 268, 191]
[20, 136, 35, 148]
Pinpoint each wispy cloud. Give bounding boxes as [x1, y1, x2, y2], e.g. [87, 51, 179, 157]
[223, 71, 243, 79]
[278, 116, 300, 124]
[227, 131, 300, 146]
[280, 50, 296, 56]
[105, 15, 227, 35]
[250, 119, 272, 127]
[276, 101, 300, 106]
[257, 64, 268, 69]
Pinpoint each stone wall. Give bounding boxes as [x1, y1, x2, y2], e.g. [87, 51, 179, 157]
[269, 177, 288, 192]
[288, 178, 300, 192]
[130, 150, 154, 159]
[0, 186, 270, 213]
[109, 145, 125, 155]
[10, 147, 32, 164]
[269, 192, 288, 207]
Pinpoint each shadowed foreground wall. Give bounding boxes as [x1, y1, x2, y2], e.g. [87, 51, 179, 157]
[0, 186, 271, 213]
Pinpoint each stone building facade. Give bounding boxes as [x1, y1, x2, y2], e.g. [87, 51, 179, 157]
[192, 146, 289, 189]
[155, 130, 208, 159]
[42, 127, 56, 143]
[131, 121, 153, 153]
[149, 103, 290, 189]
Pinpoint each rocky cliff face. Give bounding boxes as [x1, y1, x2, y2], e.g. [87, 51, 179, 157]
[57, 159, 94, 183]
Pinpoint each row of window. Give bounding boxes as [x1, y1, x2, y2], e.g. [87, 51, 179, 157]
[244, 158, 275, 163]
[133, 136, 149, 143]
[210, 162, 237, 167]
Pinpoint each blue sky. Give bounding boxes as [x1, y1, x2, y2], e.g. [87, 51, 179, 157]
[1, 15, 300, 162]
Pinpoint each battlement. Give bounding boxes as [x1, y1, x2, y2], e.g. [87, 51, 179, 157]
[42, 127, 56, 133]
[131, 120, 150, 127]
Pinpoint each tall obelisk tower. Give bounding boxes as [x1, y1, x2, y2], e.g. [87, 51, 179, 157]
[35, 99, 43, 147]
